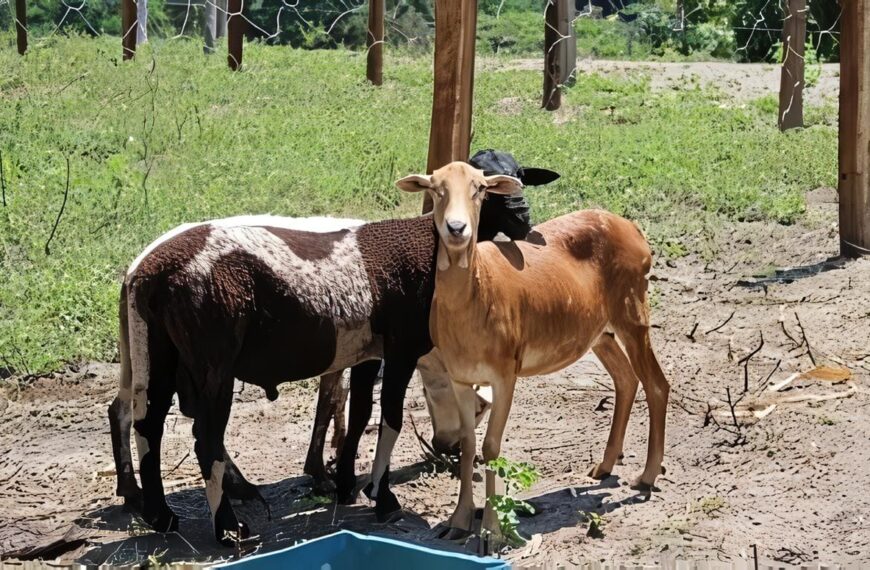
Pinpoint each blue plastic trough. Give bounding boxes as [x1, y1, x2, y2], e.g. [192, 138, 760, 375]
[214, 530, 510, 569]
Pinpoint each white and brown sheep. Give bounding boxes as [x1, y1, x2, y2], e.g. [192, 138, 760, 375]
[107, 158, 556, 545]
[396, 161, 670, 539]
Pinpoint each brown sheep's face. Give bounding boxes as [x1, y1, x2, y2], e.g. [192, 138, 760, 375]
[396, 162, 522, 270]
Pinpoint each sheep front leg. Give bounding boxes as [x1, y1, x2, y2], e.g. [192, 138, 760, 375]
[481, 378, 515, 541]
[442, 382, 479, 540]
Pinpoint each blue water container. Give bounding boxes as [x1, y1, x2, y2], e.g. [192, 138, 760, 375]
[215, 530, 510, 569]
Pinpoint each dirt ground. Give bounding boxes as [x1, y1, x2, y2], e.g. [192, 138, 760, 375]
[501, 59, 841, 107]
[2, 186, 867, 568]
[1, 63, 868, 567]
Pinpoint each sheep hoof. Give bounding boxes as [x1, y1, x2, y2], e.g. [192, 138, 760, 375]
[374, 493, 402, 523]
[587, 464, 611, 480]
[145, 507, 179, 533]
[122, 490, 144, 514]
[629, 477, 656, 493]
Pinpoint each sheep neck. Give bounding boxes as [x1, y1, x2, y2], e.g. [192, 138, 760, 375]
[435, 242, 479, 308]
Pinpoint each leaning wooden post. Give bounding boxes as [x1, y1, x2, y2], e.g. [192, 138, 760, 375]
[14, 0, 27, 55]
[227, 0, 244, 71]
[366, 0, 385, 85]
[121, 0, 137, 60]
[542, 0, 562, 110]
[838, 0, 870, 257]
[423, 0, 477, 213]
[778, 0, 806, 130]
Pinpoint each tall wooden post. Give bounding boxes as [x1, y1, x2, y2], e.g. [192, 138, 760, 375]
[15, 0, 27, 55]
[542, 0, 562, 110]
[838, 0, 870, 257]
[121, 0, 137, 60]
[227, 0, 244, 71]
[778, 0, 806, 130]
[366, 0, 384, 85]
[423, 0, 478, 213]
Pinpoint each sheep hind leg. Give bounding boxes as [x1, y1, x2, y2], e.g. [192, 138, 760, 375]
[108, 395, 142, 512]
[589, 332, 639, 480]
[334, 360, 381, 504]
[616, 324, 670, 490]
[304, 370, 346, 492]
[194, 369, 250, 547]
[133, 377, 178, 532]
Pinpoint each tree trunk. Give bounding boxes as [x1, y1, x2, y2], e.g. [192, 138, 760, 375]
[838, 0, 870, 257]
[227, 0, 244, 70]
[542, 0, 561, 110]
[424, 0, 478, 213]
[121, 0, 136, 60]
[15, 0, 26, 56]
[366, 0, 385, 85]
[778, 0, 806, 130]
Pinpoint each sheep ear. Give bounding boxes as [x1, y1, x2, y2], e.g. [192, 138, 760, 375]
[484, 174, 523, 196]
[396, 174, 432, 193]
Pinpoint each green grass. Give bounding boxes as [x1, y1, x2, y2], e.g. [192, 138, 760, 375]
[0, 34, 837, 374]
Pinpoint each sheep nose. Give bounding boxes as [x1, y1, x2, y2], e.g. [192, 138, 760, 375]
[447, 220, 467, 237]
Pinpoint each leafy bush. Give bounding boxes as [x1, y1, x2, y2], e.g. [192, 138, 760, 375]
[477, 11, 542, 55]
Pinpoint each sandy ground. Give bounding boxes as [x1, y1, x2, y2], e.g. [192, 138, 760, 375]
[496, 59, 841, 108]
[1, 186, 868, 567]
[1, 63, 867, 567]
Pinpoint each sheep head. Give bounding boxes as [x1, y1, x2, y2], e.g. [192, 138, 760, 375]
[396, 161, 522, 270]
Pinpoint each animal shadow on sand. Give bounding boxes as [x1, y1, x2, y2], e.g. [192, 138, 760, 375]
[48, 468, 644, 564]
[516, 476, 650, 538]
[70, 459, 467, 565]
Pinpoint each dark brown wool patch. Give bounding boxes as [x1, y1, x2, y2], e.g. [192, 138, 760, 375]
[133, 224, 212, 280]
[261, 226, 349, 262]
[355, 216, 438, 343]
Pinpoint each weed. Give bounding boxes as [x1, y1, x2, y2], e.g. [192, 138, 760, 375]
[580, 510, 606, 538]
[690, 495, 727, 517]
[486, 457, 540, 547]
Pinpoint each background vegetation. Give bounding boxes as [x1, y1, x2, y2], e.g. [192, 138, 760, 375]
[0, 35, 836, 374]
[0, 0, 841, 61]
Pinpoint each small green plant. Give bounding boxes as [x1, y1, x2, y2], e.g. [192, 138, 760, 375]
[580, 510, 606, 538]
[486, 457, 540, 547]
[690, 495, 727, 517]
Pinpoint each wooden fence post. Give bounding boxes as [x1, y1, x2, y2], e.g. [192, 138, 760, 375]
[559, 0, 575, 84]
[366, 0, 385, 85]
[423, 0, 477, 213]
[838, 0, 870, 257]
[15, 0, 26, 55]
[778, 0, 806, 130]
[121, 0, 137, 60]
[227, 0, 244, 71]
[542, 0, 562, 110]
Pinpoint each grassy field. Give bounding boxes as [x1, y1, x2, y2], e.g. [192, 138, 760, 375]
[0, 35, 837, 374]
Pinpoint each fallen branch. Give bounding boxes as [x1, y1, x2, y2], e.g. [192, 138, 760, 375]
[705, 311, 735, 334]
[737, 331, 764, 392]
[794, 311, 816, 366]
[779, 319, 799, 347]
[756, 359, 782, 394]
[44, 156, 71, 256]
[686, 322, 699, 342]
